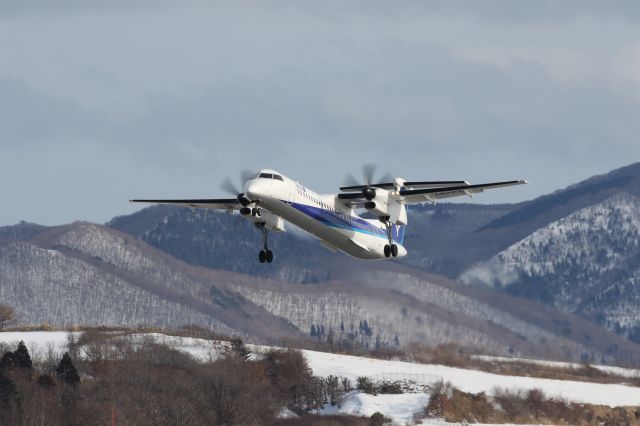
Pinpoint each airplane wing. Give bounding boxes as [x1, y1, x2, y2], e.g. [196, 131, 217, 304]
[130, 198, 241, 210]
[337, 180, 527, 205]
[397, 180, 528, 203]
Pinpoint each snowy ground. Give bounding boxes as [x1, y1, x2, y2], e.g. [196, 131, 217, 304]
[0, 331, 74, 359]
[302, 349, 640, 407]
[1, 330, 639, 424]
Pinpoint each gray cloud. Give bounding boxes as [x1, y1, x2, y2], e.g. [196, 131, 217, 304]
[1, 2, 639, 225]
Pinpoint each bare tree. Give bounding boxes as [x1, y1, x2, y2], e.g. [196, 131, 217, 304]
[0, 304, 17, 330]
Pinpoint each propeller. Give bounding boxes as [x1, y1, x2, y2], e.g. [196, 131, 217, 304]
[220, 177, 242, 196]
[343, 164, 393, 200]
[220, 170, 255, 206]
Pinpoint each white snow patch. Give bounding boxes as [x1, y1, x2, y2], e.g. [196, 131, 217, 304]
[277, 407, 300, 419]
[0, 331, 75, 359]
[0, 331, 72, 348]
[318, 391, 428, 424]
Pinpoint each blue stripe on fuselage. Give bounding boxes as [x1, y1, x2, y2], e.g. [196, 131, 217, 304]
[285, 201, 404, 244]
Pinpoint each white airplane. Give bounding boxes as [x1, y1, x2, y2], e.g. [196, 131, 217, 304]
[131, 168, 527, 263]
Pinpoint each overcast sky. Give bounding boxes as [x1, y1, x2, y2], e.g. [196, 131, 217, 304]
[2, 1, 640, 226]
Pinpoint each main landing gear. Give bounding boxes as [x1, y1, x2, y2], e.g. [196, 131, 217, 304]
[257, 224, 273, 263]
[381, 217, 398, 258]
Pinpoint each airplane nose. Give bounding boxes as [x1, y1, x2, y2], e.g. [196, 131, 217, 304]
[246, 180, 267, 200]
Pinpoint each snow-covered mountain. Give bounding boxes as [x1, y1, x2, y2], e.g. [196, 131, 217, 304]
[3, 221, 639, 364]
[461, 192, 640, 342]
[0, 221, 303, 341]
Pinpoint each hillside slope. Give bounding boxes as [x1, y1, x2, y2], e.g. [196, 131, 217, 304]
[0, 222, 302, 341]
[228, 260, 640, 365]
[461, 192, 640, 342]
[447, 162, 640, 275]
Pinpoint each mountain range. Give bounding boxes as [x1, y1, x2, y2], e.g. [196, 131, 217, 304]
[2, 162, 640, 365]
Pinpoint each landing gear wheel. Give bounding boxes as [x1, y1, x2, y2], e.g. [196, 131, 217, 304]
[257, 224, 273, 264]
[391, 244, 398, 257]
[384, 244, 391, 258]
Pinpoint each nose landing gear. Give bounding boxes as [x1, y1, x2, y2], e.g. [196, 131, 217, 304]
[257, 224, 273, 263]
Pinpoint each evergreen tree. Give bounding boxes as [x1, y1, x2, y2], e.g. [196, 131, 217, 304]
[362, 320, 373, 337]
[55, 353, 80, 386]
[310, 324, 317, 337]
[393, 335, 400, 346]
[339, 321, 345, 335]
[13, 341, 32, 370]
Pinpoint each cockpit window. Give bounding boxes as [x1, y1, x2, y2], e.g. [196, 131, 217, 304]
[258, 173, 284, 181]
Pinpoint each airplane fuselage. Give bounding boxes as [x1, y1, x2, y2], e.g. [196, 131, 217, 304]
[245, 171, 407, 260]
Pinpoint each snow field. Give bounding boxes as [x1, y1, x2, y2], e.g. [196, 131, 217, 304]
[301, 349, 640, 407]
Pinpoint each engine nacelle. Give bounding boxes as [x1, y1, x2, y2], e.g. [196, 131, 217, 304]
[365, 190, 408, 225]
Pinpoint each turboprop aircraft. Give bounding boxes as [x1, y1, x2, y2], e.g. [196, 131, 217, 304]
[131, 166, 527, 263]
